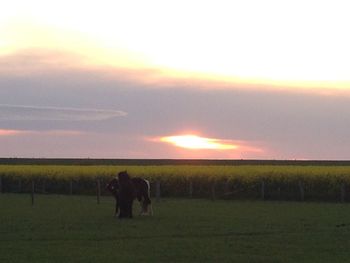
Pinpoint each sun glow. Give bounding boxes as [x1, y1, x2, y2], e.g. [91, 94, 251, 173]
[160, 135, 238, 150]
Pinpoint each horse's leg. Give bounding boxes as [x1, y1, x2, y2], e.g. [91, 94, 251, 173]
[139, 200, 144, 215]
[136, 192, 143, 215]
[115, 195, 120, 217]
[143, 199, 153, 216]
[118, 195, 128, 219]
[115, 201, 119, 217]
[143, 201, 149, 215]
[119, 202, 126, 219]
[145, 179, 152, 216]
[143, 194, 152, 215]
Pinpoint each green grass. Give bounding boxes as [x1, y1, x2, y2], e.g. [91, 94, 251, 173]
[1, 194, 350, 262]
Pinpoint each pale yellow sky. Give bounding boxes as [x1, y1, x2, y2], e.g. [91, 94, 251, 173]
[1, 0, 350, 89]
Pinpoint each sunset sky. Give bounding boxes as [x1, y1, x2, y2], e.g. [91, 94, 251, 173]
[1, 0, 350, 159]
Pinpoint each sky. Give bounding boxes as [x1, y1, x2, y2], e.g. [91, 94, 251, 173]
[1, 0, 350, 159]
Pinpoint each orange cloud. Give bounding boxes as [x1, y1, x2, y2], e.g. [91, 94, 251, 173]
[2, 49, 350, 98]
[0, 129, 26, 136]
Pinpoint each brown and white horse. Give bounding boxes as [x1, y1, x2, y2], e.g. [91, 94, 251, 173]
[106, 171, 153, 218]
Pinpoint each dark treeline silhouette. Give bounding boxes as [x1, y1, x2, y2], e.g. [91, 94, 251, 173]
[1, 158, 350, 166]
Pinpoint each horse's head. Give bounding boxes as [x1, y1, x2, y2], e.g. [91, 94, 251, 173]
[118, 170, 130, 184]
[106, 177, 119, 194]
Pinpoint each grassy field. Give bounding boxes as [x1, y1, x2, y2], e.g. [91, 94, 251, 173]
[1, 194, 350, 262]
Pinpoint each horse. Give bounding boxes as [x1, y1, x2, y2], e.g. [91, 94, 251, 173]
[106, 171, 153, 218]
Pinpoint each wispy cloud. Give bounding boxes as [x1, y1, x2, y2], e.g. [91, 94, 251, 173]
[0, 104, 127, 121]
[0, 129, 84, 136]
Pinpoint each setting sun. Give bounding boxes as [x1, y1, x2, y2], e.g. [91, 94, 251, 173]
[160, 135, 238, 150]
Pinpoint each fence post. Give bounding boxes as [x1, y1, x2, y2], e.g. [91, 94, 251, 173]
[42, 179, 46, 194]
[298, 181, 304, 201]
[224, 181, 230, 197]
[156, 181, 161, 202]
[189, 181, 193, 198]
[31, 180, 35, 206]
[96, 178, 101, 204]
[100, 179, 104, 196]
[69, 180, 73, 195]
[211, 182, 216, 201]
[261, 180, 265, 200]
[341, 182, 346, 203]
[277, 187, 281, 199]
[18, 179, 22, 193]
